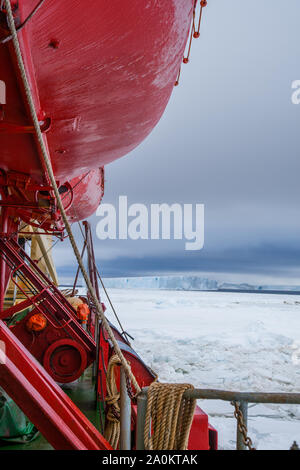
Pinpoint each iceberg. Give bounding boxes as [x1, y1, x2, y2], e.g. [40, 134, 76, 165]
[103, 275, 300, 293]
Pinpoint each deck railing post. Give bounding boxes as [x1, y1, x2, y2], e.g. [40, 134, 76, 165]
[136, 389, 148, 450]
[93, 315, 99, 381]
[120, 367, 131, 450]
[236, 401, 248, 450]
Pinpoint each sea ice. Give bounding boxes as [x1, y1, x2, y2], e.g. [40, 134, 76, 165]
[101, 288, 300, 450]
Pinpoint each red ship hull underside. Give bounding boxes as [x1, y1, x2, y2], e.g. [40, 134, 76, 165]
[0, 0, 193, 221]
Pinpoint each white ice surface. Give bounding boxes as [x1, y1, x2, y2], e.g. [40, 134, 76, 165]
[102, 288, 300, 450]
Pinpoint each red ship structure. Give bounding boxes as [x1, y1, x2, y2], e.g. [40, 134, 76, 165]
[0, 0, 218, 450]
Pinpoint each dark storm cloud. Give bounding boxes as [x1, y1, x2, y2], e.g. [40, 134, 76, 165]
[92, 242, 300, 279]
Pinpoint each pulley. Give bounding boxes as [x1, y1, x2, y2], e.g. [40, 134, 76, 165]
[43, 339, 87, 383]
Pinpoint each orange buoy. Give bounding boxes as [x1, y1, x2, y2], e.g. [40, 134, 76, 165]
[26, 314, 47, 332]
[77, 303, 90, 324]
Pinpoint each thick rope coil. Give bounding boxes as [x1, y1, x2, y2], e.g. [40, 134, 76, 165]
[104, 355, 122, 449]
[144, 382, 196, 450]
[4, 0, 141, 396]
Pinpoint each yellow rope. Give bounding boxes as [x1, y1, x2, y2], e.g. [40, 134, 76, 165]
[4, 0, 141, 395]
[144, 382, 196, 450]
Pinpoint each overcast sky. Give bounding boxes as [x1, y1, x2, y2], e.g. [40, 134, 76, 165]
[54, 0, 300, 284]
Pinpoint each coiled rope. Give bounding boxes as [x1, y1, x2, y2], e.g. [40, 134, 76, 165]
[144, 382, 196, 450]
[4, 0, 141, 396]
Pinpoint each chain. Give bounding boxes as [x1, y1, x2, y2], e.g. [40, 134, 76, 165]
[231, 401, 256, 450]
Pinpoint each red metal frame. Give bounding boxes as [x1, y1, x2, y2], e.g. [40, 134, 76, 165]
[0, 170, 64, 232]
[0, 319, 111, 450]
[0, 236, 96, 382]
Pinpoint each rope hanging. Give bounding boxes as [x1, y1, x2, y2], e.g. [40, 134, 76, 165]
[144, 382, 196, 450]
[4, 0, 141, 396]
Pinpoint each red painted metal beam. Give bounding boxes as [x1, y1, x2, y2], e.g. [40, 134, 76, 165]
[0, 319, 112, 450]
[0, 294, 41, 320]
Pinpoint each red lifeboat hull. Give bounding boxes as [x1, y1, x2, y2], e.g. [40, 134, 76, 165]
[0, 0, 193, 219]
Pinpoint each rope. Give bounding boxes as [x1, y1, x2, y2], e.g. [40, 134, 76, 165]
[68, 205, 131, 345]
[104, 355, 122, 449]
[4, 0, 141, 395]
[95, 265, 132, 344]
[144, 382, 196, 450]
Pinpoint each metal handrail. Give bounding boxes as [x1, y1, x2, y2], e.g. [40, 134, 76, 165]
[136, 387, 300, 450]
[181, 388, 300, 404]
